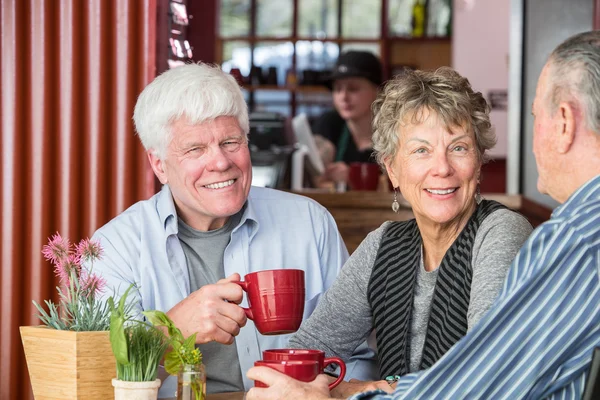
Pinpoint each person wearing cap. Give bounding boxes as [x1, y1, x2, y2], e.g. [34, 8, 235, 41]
[313, 51, 383, 187]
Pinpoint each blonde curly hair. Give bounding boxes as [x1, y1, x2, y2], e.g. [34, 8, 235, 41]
[372, 67, 495, 167]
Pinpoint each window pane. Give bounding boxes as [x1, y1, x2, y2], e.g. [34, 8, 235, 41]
[254, 41, 294, 86]
[296, 41, 339, 84]
[253, 90, 291, 115]
[298, 0, 339, 38]
[426, 0, 452, 37]
[219, 0, 251, 37]
[297, 93, 333, 119]
[340, 42, 380, 58]
[221, 41, 252, 77]
[341, 0, 382, 38]
[256, 0, 293, 37]
[388, 0, 414, 37]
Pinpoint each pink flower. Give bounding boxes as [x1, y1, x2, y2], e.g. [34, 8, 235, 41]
[41, 233, 71, 265]
[79, 271, 106, 297]
[75, 238, 103, 264]
[55, 254, 81, 284]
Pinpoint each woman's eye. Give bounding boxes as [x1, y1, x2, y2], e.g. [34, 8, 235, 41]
[414, 148, 427, 154]
[453, 145, 467, 152]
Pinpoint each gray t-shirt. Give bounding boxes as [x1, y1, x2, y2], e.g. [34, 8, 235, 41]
[178, 210, 244, 394]
[289, 208, 533, 375]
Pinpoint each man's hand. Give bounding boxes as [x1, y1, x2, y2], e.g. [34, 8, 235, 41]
[166, 273, 247, 344]
[330, 378, 393, 397]
[246, 366, 335, 400]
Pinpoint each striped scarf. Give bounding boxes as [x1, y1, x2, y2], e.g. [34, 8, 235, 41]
[368, 200, 506, 378]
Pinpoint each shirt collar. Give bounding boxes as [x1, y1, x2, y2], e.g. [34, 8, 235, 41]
[234, 187, 260, 238]
[157, 185, 179, 236]
[552, 174, 600, 218]
[156, 184, 260, 236]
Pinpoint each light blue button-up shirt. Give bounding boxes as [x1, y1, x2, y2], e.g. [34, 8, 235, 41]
[92, 185, 354, 394]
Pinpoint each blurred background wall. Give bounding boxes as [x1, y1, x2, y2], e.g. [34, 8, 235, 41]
[520, 0, 594, 209]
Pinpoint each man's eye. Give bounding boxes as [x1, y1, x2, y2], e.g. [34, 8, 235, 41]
[222, 141, 242, 151]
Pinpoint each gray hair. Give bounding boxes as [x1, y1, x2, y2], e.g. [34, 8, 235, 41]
[133, 63, 249, 159]
[547, 30, 600, 133]
[372, 67, 495, 167]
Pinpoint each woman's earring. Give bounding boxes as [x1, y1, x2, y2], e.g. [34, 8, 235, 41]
[392, 189, 400, 213]
[475, 184, 482, 204]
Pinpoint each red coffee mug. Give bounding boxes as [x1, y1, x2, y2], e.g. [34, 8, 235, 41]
[233, 269, 305, 335]
[262, 349, 346, 390]
[348, 162, 380, 191]
[253, 360, 320, 388]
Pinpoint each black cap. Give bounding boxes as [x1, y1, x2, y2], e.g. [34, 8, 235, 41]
[325, 51, 383, 88]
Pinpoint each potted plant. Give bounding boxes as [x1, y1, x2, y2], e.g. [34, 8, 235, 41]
[144, 310, 206, 400]
[108, 285, 169, 400]
[19, 233, 116, 399]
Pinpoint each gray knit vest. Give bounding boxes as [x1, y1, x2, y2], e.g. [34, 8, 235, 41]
[368, 200, 506, 378]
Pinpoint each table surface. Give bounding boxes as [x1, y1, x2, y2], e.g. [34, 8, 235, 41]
[166, 392, 245, 400]
[207, 392, 245, 400]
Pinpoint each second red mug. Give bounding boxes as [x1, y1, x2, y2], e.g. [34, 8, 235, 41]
[262, 348, 346, 390]
[233, 269, 305, 335]
[253, 360, 320, 388]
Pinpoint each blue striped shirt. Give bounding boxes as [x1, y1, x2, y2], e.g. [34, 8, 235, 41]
[351, 174, 600, 400]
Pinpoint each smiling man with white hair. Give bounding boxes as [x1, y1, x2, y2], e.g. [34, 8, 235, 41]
[90, 63, 363, 397]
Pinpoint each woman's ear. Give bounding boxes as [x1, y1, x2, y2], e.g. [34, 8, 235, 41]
[384, 158, 399, 188]
[148, 151, 168, 184]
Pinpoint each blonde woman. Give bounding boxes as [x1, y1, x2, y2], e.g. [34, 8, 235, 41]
[289, 67, 533, 396]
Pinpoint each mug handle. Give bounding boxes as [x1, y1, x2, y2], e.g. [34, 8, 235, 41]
[232, 281, 254, 320]
[323, 357, 346, 390]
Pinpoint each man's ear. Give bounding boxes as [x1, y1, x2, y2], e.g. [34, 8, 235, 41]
[384, 157, 399, 189]
[556, 101, 576, 154]
[147, 150, 168, 184]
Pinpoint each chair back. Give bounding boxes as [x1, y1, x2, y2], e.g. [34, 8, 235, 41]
[583, 347, 600, 400]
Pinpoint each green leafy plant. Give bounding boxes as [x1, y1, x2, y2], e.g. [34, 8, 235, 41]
[108, 285, 169, 382]
[143, 310, 203, 375]
[144, 310, 204, 399]
[33, 233, 110, 331]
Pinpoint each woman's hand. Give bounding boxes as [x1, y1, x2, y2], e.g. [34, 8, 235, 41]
[330, 378, 394, 397]
[314, 135, 336, 165]
[325, 162, 350, 184]
[246, 366, 334, 400]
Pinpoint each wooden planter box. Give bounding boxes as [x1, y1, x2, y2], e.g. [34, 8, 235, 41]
[20, 326, 116, 399]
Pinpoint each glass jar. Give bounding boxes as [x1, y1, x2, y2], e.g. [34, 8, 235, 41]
[177, 364, 206, 400]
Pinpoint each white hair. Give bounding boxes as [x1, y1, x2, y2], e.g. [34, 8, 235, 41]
[133, 63, 249, 158]
[548, 31, 600, 134]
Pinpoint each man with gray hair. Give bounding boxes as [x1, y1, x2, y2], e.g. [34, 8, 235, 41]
[246, 30, 600, 400]
[90, 63, 369, 397]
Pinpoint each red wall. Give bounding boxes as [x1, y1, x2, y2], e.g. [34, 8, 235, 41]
[187, 0, 217, 63]
[0, 1, 157, 399]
